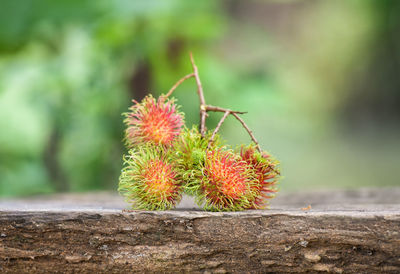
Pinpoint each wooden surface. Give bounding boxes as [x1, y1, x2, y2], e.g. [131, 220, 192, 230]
[0, 188, 399, 273]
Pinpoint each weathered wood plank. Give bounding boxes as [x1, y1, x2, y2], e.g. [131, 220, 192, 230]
[0, 188, 399, 273]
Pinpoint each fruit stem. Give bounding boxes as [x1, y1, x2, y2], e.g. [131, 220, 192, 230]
[206, 105, 247, 115]
[189, 52, 207, 138]
[208, 110, 230, 149]
[231, 112, 261, 153]
[165, 53, 265, 155]
[165, 73, 195, 98]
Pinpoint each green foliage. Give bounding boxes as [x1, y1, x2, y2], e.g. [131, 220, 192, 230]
[1, 0, 399, 198]
[0, 1, 226, 196]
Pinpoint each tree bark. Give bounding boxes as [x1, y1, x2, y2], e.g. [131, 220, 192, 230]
[0, 189, 399, 273]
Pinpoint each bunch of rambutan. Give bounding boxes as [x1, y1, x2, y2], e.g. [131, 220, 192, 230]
[118, 56, 280, 211]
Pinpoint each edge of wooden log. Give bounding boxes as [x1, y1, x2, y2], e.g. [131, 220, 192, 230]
[0, 189, 399, 273]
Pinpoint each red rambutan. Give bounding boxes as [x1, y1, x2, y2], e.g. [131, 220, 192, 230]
[239, 145, 280, 209]
[199, 149, 258, 211]
[124, 95, 184, 147]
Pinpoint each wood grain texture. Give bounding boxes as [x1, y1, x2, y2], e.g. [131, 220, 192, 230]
[0, 188, 399, 273]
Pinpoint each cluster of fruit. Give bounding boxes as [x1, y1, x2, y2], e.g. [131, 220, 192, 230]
[118, 93, 280, 211]
[119, 55, 280, 211]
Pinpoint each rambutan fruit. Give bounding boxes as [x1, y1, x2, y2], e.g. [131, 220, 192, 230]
[174, 126, 224, 196]
[198, 149, 259, 211]
[124, 95, 184, 147]
[118, 145, 183, 210]
[239, 144, 280, 209]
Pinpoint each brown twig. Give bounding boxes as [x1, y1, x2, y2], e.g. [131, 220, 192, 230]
[231, 112, 261, 153]
[208, 110, 230, 149]
[163, 53, 279, 175]
[204, 104, 257, 151]
[165, 73, 195, 98]
[165, 54, 266, 156]
[231, 113, 280, 174]
[190, 52, 207, 137]
[206, 105, 247, 115]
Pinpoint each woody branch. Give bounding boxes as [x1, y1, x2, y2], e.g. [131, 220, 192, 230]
[164, 53, 263, 153]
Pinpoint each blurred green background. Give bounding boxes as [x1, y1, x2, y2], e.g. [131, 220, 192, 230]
[1, 0, 399, 197]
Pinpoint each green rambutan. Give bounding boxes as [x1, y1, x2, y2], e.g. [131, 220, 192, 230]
[239, 144, 280, 209]
[124, 95, 184, 147]
[198, 149, 259, 211]
[118, 145, 183, 210]
[174, 126, 223, 196]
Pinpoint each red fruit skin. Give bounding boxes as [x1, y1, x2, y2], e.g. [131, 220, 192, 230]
[240, 146, 279, 209]
[201, 150, 255, 210]
[125, 95, 184, 147]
